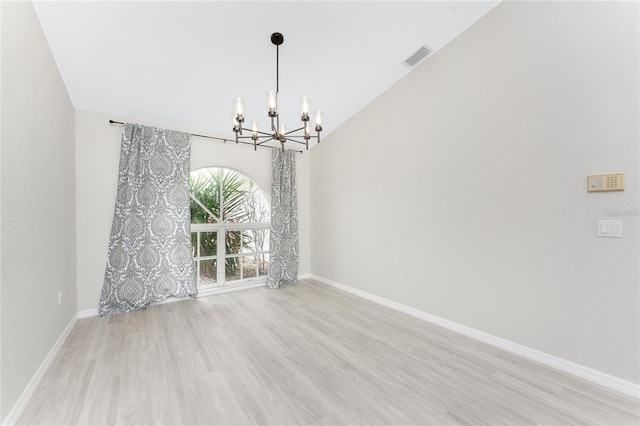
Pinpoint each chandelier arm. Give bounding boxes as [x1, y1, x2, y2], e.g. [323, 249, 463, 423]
[233, 137, 280, 149]
[283, 126, 306, 135]
[238, 135, 305, 153]
[239, 132, 320, 143]
[281, 135, 319, 141]
[239, 127, 273, 137]
[236, 135, 268, 141]
[282, 138, 310, 146]
[280, 136, 310, 141]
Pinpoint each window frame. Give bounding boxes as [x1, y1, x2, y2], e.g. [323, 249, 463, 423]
[189, 167, 270, 290]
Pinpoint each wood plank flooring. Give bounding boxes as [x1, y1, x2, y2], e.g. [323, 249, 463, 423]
[17, 279, 640, 425]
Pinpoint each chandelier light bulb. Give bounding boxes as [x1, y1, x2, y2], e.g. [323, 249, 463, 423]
[314, 110, 324, 130]
[251, 121, 259, 142]
[233, 97, 245, 117]
[300, 96, 311, 119]
[267, 91, 278, 117]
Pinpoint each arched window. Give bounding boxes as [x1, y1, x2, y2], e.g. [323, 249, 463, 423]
[190, 167, 270, 289]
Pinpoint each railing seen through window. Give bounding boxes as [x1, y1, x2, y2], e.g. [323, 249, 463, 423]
[190, 167, 270, 288]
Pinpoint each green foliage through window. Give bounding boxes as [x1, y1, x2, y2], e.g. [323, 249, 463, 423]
[190, 168, 269, 285]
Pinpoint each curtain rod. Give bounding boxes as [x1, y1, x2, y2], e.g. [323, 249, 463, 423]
[108, 120, 303, 153]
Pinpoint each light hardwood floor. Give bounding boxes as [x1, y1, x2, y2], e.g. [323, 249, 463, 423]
[17, 279, 639, 425]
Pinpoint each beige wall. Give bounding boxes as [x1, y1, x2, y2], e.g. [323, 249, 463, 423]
[75, 111, 311, 312]
[311, 1, 639, 384]
[0, 1, 77, 419]
[1, 1, 637, 420]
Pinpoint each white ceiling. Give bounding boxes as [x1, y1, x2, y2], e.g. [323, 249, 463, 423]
[33, 1, 499, 144]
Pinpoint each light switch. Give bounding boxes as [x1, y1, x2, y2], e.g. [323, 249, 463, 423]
[600, 221, 608, 234]
[598, 220, 623, 238]
[611, 222, 619, 234]
[611, 220, 623, 237]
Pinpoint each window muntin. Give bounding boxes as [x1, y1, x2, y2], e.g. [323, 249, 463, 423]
[190, 168, 270, 288]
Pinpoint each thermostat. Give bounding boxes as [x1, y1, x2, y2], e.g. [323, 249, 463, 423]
[587, 173, 624, 192]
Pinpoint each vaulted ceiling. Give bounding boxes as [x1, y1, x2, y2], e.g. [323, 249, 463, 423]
[34, 1, 499, 141]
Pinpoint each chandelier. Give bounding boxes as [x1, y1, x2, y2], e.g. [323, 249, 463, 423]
[232, 32, 323, 151]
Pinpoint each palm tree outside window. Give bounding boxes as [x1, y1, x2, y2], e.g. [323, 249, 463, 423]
[189, 167, 270, 288]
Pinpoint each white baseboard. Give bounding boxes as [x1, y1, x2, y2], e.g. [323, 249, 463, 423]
[309, 274, 640, 399]
[2, 313, 79, 426]
[10, 274, 635, 426]
[77, 308, 99, 318]
[197, 282, 265, 298]
[77, 281, 272, 319]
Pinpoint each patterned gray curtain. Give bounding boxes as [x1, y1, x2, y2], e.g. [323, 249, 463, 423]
[99, 123, 197, 315]
[266, 148, 299, 288]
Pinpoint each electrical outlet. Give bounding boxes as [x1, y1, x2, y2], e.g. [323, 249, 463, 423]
[58, 291, 62, 306]
[397, 270, 404, 281]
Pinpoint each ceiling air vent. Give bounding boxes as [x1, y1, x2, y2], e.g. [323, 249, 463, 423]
[404, 45, 432, 67]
